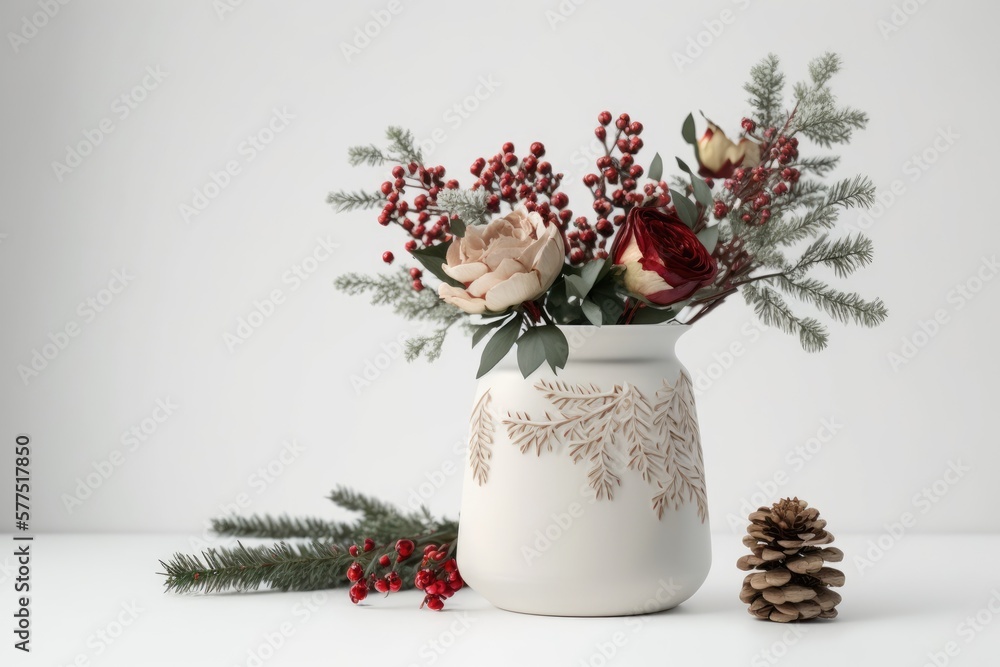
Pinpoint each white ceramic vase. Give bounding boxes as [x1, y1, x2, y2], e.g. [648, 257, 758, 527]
[456, 324, 711, 616]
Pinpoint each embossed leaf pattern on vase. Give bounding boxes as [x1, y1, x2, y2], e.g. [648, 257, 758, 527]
[496, 372, 708, 521]
[467, 389, 496, 485]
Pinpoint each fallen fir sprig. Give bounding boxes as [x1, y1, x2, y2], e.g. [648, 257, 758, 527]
[158, 487, 463, 609]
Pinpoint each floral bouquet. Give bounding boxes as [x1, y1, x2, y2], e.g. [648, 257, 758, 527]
[331, 52, 886, 378]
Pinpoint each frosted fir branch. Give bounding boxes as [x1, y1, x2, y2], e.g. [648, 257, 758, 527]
[326, 189, 385, 213]
[348, 144, 389, 167]
[744, 53, 786, 129]
[791, 54, 868, 148]
[770, 275, 888, 327]
[742, 284, 830, 352]
[806, 52, 842, 89]
[792, 234, 875, 278]
[824, 175, 876, 210]
[385, 126, 423, 165]
[763, 176, 874, 247]
[405, 329, 449, 362]
[794, 156, 840, 176]
[435, 189, 489, 225]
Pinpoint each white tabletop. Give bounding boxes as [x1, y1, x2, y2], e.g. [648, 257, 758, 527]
[8, 532, 999, 666]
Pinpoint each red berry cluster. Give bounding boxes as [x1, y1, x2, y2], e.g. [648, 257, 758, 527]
[720, 118, 801, 226]
[378, 162, 461, 280]
[469, 141, 569, 229]
[414, 543, 463, 611]
[574, 111, 666, 265]
[343, 538, 463, 610]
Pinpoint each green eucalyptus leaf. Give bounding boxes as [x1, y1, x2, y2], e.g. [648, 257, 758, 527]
[472, 317, 508, 348]
[477, 316, 521, 378]
[670, 189, 698, 229]
[581, 299, 603, 326]
[676, 157, 714, 208]
[648, 153, 663, 183]
[516, 327, 547, 377]
[682, 113, 697, 146]
[539, 325, 570, 373]
[697, 225, 720, 254]
[410, 242, 462, 287]
[450, 218, 467, 238]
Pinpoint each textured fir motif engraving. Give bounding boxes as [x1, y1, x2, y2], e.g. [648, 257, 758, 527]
[467, 389, 496, 485]
[500, 374, 707, 521]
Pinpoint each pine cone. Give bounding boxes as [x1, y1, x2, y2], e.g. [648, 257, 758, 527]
[737, 497, 844, 622]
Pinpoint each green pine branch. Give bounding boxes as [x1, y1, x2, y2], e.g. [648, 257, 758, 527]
[212, 515, 351, 540]
[159, 487, 459, 594]
[744, 53, 786, 129]
[792, 234, 875, 278]
[385, 126, 422, 165]
[348, 144, 389, 167]
[765, 176, 874, 247]
[742, 283, 829, 352]
[770, 275, 888, 327]
[792, 53, 868, 147]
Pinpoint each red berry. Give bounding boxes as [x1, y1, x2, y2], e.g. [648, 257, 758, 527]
[713, 201, 728, 219]
[380, 181, 393, 195]
[404, 240, 417, 252]
[502, 142, 514, 154]
[595, 126, 607, 141]
[395, 539, 415, 559]
[629, 137, 643, 152]
[616, 138, 630, 153]
[537, 161, 552, 174]
[382, 251, 394, 264]
[412, 280, 424, 292]
[583, 173, 599, 187]
[569, 248, 585, 264]
[628, 165, 644, 178]
[596, 218, 613, 236]
[374, 578, 390, 593]
[530, 142, 545, 157]
[741, 118, 756, 133]
[391, 166, 404, 178]
[387, 571, 402, 592]
[598, 110, 612, 126]
[379, 554, 391, 567]
[425, 595, 444, 611]
[347, 562, 364, 582]
[615, 113, 630, 130]
[628, 121, 643, 135]
[551, 193, 569, 209]
[409, 268, 423, 279]
[348, 545, 359, 557]
[349, 581, 368, 603]
[363, 538, 375, 552]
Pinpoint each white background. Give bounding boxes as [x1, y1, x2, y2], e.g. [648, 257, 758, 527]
[1, 0, 997, 538]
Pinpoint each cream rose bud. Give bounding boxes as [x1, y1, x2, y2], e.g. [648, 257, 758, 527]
[438, 207, 565, 314]
[696, 121, 761, 179]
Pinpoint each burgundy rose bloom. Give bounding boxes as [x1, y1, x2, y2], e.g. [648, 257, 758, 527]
[611, 206, 718, 306]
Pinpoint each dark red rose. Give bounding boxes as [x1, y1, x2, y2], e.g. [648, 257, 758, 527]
[611, 206, 718, 306]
